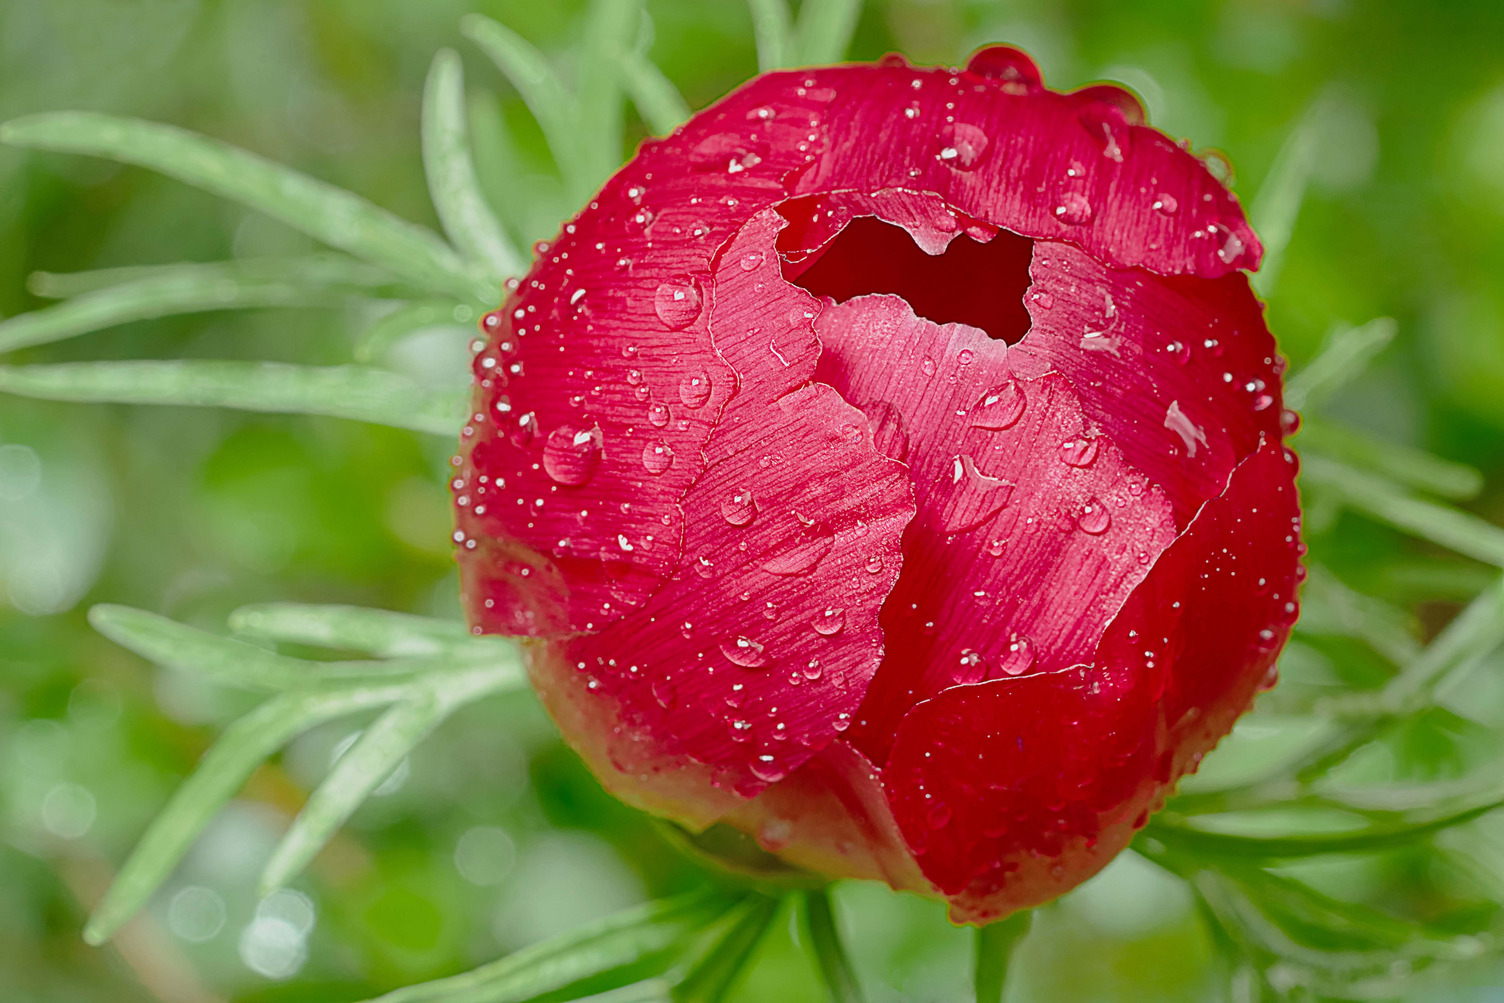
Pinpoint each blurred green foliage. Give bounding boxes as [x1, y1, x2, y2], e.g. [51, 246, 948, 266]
[3, 1, 1504, 1001]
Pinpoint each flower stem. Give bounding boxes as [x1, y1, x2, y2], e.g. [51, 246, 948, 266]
[973, 910, 1032, 1003]
[801, 887, 865, 1003]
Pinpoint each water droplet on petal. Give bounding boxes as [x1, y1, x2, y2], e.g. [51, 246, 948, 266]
[651, 677, 677, 708]
[860, 400, 910, 461]
[1280, 408, 1302, 436]
[811, 608, 846, 636]
[654, 277, 702, 329]
[920, 357, 937, 377]
[864, 555, 884, 574]
[541, 424, 603, 486]
[1060, 437, 1099, 467]
[952, 648, 985, 684]
[1165, 340, 1190, 364]
[926, 803, 953, 829]
[1077, 498, 1111, 534]
[721, 636, 769, 668]
[750, 754, 787, 783]
[678, 371, 712, 409]
[721, 488, 757, 526]
[940, 455, 1015, 533]
[999, 632, 1035, 675]
[740, 250, 765, 271]
[937, 122, 989, 170]
[762, 523, 835, 576]
[1055, 192, 1094, 225]
[965, 45, 1042, 88]
[1152, 193, 1178, 215]
[647, 402, 671, 427]
[803, 658, 823, 681]
[693, 554, 715, 578]
[969, 382, 1026, 430]
[642, 440, 675, 475]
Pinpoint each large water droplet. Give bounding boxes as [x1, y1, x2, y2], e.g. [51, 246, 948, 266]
[750, 753, 787, 783]
[721, 636, 769, 668]
[965, 45, 1042, 88]
[762, 522, 835, 576]
[1076, 497, 1111, 534]
[721, 488, 757, 526]
[940, 455, 1015, 533]
[642, 441, 675, 475]
[678, 371, 712, 409]
[654, 277, 703, 329]
[541, 424, 603, 486]
[969, 382, 1026, 430]
[811, 607, 846, 636]
[937, 122, 989, 171]
[1060, 436, 1100, 467]
[999, 632, 1035, 676]
[952, 648, 985, 684]
[647, 402, 671, 427]
[860, 400, 910, 461]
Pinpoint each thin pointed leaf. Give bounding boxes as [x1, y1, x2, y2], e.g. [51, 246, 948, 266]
[0, 360, 467, 434]
[461, 15, 585, 195]
[85, 682, 412, 944]
[793, 0, 862, 65]
[802, 889, 864, 1003]
[0, 112, 492, 302]
[259, 690, 447, 893]
[578, 0, 640, 184]
[974, 911, 1032, 1003]
[747, 0, 794, 71]
[228, 603, 494, 659]
[1295, 565, 1420, 668]
[1300, 455, 1504, 568]
[0, 257, 389, 354]
[673, 895, 780, 1003]
[1299, 419, 1484, 501]
[423, 50, 523, 279]
[353, 300, 467, 362]
[1384, 577, 1504, 708]
[1250, 104, 1321, 299]
[27, 255, 397, 300]
[619, 50, 691, 136]
[363, 890, 738, 1003]
[88, 605, 446, 691]
[1283, 317, 1397, 411]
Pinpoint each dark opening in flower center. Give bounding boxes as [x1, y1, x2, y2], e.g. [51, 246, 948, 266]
[782, 215, 1035, 345]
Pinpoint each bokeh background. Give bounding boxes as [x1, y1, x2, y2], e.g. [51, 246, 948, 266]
[3, 0, 1504, 1000]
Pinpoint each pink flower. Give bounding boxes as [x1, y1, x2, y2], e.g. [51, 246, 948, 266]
[452, 47, 1301, 923]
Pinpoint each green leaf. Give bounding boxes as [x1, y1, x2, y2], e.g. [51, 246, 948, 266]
[422, 50, 523, 279]
[362, 890, 739, 1003]
[353, 300, 469, 362]
[1295, 564, 1420, 669]
[1298, 419, 1484, 501]
[0, 360, 468, 435]
[578, 0, 640, 184]
[228, 603, 495, 659]
[618, 49, 692, 136]
[85, 682, 413, 944]
[673, 895, 780, 1003]
[1249, 102, 1321, 299]
[461, 15, 586, 197]
[973, 911, 1032, 1003]
[746, 0, 794, 71]
[801, 889, 864, 1003]
[1300, 455, 1504, 569]
[1283, 317, 1397, 411]
[793, 0, 862, 65]
[260, 690, 448, 893]
[0, 112, 493, 302]
[0, 257, 390, 354]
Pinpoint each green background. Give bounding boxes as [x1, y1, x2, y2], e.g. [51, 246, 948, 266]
[2, 0, 1504, 1000]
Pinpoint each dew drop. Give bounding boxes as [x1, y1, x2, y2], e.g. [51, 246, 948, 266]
[920, 357, 937, 377]
[969, 382, 1026, 430]
[654, 277, 703, 329]
[740, 250, 765, 271]
[1054, 191, 1094, 225]
[541, 424, 603, 486]
[1076, 497, 1111, 535]
[647, 402, 671, 427]
[721, 636, 769, 668]
[953, 648, 985, 684]
[860, 400, 910, 462]
[651, 677, 677, 708]
[693, 554, 715, 578]
[864, 555, 884, 574]
[642, 440, 675, 475]
[1152, 193, 1178, 215]
[965, 45, 1042, 88]
[1280, 408, 1302, 436]
[936, 122, 989, 171]
[999, 632, 1036, 676]
[762, 523, 835, 576]
[750, 754, 787, 783]
[940, 454, 1015, 533]
[1029, 289, 1054, 310]
[802, 658, 824, 681]
[1060, 436, 1100, 468]
[678, 371, 712, 409]
[721, 488, 757, 526]
[926, 803, 953, 829]
[1165, 340, 1190, 364]
[811, 608, 846, 636]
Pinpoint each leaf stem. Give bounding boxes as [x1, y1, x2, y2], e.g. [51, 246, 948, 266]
[973, 911, 1032, 1003]
[802, 888, 864, 1003]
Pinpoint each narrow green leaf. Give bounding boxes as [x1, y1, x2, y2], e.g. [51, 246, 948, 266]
[793, 0, 862, 65]
[88, 605, 450, 691]
[27, 255, 397, 300]
[0, 112, 492, 302]
[461, 15, 585, 195]
[746, 0, 794, 71]
[1249, 104, 1321, 299]
[1298, 419, 1483, 501]
[1383, 576, 1504, 709]
[0, 360, 467, 435]
[1295, 564, 1420, 668]
[578, 0, 640, 184]
[974, 911, 1032, 1003]
[363, 890, 737, 1003]
[673, 894, 780, 1003]
[1300, 455, 1504, 568]
[802, 889, 864, 1003]
[1283, 317, 1396, 411]
[0, 257, 386, 354]
[228, 603, 493, 659]
[353, 300, 468, 363]
[85, 682, 412, 944]
[618, 50, 692, 136]
[423, 50, 523, 279]
[259, 690, 448, 893]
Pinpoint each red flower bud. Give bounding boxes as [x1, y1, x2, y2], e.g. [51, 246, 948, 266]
[452, 48, 1301, 923]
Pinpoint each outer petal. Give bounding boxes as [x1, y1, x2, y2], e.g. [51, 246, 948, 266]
[882, 435, 1301, 923]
